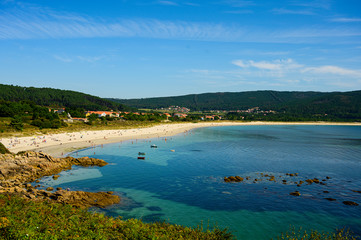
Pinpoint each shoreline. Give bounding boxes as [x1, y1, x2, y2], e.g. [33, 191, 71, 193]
[1, 121, 360, 157]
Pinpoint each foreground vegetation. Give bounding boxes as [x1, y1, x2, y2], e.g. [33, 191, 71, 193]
[0, 194, 358, 240]
[0, 194, 232, 239]
[276, 227, 358, 240]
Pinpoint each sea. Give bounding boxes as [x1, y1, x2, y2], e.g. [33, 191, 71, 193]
[36, 125, 361, 239]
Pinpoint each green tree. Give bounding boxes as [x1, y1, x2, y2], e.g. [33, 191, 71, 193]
[10, 115, 24, 131]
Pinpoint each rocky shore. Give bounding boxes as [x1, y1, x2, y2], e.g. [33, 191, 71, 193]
[0, 150, 120, 208]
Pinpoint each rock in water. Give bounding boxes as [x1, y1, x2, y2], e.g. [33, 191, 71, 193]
[289, 191, 301, 196]
[53, 175, 60, 180]
[343, 201, 359, 206]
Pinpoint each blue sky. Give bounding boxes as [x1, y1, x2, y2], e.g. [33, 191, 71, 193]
[1, 0, 361, 98]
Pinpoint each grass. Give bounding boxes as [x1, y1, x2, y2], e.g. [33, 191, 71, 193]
[0, 194, 233, 239]
[276, 226, 358, 240]
[0, 142, 11, 154]
[1, 194, 358, 240]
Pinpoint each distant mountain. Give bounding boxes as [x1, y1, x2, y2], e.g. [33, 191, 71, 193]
[109, 90, 361, 120]
[0, 84, 130, 111]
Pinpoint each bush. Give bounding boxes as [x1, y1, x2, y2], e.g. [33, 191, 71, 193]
[9, 116, 23, 131]
[0, 142, 11, 154]
[0, 194, 233, 239]
[276, 226, 358, 240]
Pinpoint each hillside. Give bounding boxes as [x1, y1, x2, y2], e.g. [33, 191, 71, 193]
[109, 91, 326, 111]
[110, 90, 361, 121]
[110, 90, 360, 112]
[0, 84, 130, 111]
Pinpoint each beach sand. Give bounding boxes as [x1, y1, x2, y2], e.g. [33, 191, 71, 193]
[1, 121, 360, 157]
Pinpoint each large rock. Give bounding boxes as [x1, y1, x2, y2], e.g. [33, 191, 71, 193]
[289, 191, 301, 196]
[0, 151, 108, 184]
[51, 190, 120, 208]
[343, 201, 359, 206]
[0, 151, 117, 208]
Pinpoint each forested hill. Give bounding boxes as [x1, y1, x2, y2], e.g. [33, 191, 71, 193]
[0, 84, 129, 111]
[110, 90, 361, 114]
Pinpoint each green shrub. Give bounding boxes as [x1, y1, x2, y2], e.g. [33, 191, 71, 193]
[0, 194, 233, 239]
[276, 226, 358, 240]
[0, 142, 11, 154]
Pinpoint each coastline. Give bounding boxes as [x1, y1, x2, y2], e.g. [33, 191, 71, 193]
[1, 121, 360, 157]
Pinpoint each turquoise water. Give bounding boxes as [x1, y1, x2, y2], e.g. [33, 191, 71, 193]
[38, 125, 361, 239]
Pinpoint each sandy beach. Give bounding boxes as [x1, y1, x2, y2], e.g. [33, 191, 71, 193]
[1, 121, 360, 157]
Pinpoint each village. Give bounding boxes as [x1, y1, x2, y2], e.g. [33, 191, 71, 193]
[50, 107, 226, 123]
[46, 105, 280, 125]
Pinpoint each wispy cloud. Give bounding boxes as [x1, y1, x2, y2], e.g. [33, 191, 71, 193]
[54, 55, 104, 63]
[77, 56, 104, 63]
[223, 10, 253, 14]
[291, 0, 331, 10]
[302, 65, 361, 78]
[157, 0, 178, 6]
[271, 8, 315, 15]
[232, 59, 303, 70]
[184, 58, 361, 90]
[0, 7, 246, 41]
[184, 2, 200, 7]
[1, 4, 360, 43]
[232, 58, 361, 78]
[230, 58, 361, 89]
[219, 0, 255, 7]
[54, 55, 72, 62]
[331, 18, 361, 23]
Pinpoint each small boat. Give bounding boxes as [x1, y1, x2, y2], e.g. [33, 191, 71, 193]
[170, 149, 175, 152]
[138, 152, 146, 155]
[150, 144, 158, 148]
[137, 157, 145, 160]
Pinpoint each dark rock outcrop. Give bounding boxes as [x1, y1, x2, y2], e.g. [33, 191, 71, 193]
[343, 201, 359, 206]
[289, 191, 301, 196]
[224, 176, 244, 182]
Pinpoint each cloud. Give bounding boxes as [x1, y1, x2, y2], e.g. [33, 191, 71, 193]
[224, 0, 254, 7]
[230, 58, 361, 89]
[184, 2, 200, 7]
[184, 58, 361, 91]
[223, 10, 253, 14]
[271, 8, 315, 15]
[303, 65, 361, 78]
[232, 59, 303, 70]
[77, 56, 104, 63]
[291, 0, 331, 10]
[156, 1, 178, 6]
[1, 4, 361, 43]
[233, 59, 361, 79]
[331, 18, 361, 23]
[54, 55, 104, 63]
[54, 55, 72, 62]
[0, 7, 246, 41]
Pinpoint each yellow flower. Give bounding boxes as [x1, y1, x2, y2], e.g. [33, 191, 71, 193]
[0, 217, 10, 228]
